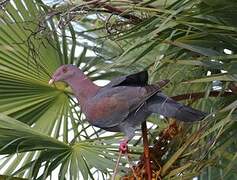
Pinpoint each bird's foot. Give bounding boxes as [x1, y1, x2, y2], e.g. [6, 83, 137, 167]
[119, 140, 128, 154]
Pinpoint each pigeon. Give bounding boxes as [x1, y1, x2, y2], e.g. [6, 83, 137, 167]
[49, 64, 206, 152]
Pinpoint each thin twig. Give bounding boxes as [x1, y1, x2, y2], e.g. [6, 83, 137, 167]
[112, 151, 122, 180]
[142, 121, 152, 180]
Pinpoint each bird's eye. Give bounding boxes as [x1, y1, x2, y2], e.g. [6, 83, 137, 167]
[62, 67, 68, 73]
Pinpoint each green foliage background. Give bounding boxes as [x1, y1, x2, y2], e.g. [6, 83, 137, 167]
[0, 0, 236, 179]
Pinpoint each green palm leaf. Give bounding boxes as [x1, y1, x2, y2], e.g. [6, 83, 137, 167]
[0, 0, 124, 179]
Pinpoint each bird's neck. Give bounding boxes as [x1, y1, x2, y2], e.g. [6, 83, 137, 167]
[66, 73, 100, 102]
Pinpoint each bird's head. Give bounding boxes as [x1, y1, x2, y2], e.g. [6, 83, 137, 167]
[49, 64, 81, 85]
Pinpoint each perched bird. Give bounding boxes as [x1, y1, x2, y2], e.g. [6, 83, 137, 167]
[49, 65, 206, 152]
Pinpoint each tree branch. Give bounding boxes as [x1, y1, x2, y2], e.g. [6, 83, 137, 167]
[103, 4, 141, 23]
[171, 91, 234, 101]
[81, 0, 141, 23]
[142, 121, 152, 180]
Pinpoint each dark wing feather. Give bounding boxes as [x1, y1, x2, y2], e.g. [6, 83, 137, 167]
[104, 70, 148, 88]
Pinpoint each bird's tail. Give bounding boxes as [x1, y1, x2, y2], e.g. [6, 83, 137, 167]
[172, 103, 207, 122]
[147, 93, 207, 122]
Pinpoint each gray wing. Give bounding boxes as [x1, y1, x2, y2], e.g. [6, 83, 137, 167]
[86, 86, 147, 128]
[91, 84, 167, 128]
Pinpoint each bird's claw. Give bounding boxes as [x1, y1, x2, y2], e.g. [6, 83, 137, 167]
[119, 140, 128, 154]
